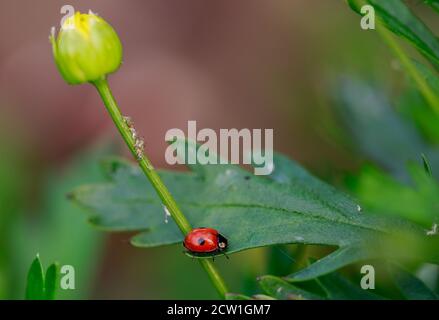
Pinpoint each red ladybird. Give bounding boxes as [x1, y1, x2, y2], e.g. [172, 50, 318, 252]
[183, 227, 228, 256]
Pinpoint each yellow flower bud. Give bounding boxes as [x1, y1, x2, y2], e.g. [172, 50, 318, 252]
[50, 11, 122, 85]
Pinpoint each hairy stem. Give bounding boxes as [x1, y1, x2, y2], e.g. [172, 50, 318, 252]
[92, 77, 229, 298]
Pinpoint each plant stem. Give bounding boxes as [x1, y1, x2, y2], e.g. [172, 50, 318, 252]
[199, 259, 229, 297]
[377, 26, 439, 115]
[92, 77, 229, 299]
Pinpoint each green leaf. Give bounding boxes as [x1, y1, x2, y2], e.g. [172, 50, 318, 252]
[425, 0, 439, 15]
[398, 88, 439, 144]
[404, 59, 439, 117]
[352, 164, 439, 227]
[391, 264, 439, 300]
[347, 1, 439, 114]
[267, 154, 358, 215]
[25, 255, 45, 300]
[317, 272, 384, 300]
[412, 60, 439, 94]
[285, 245, 373, 282]
[44, 263, 59, 300]
[258, 275, 324, 300]
[73, 150, 408, 243]
[25, 256, 60, 300]
[421, 154, 432, 177]
[348, 0, 439, 69]
[71, 140, 432, 280]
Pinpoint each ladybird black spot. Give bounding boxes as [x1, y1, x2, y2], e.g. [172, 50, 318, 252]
[197, 238, 206, 246]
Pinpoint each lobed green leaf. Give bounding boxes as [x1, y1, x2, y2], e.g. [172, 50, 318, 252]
[70, 140, 434, 281]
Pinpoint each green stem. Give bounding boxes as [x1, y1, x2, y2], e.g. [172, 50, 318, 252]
[377, 25, 439, 115]
[199, 259, 229, 297]
[92, 77, 229, 298]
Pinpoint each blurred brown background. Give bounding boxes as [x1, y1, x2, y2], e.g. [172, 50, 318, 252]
[0, 0, 370, 166]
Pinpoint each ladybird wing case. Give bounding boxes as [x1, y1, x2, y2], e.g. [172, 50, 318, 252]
[184, 229, 219, 253]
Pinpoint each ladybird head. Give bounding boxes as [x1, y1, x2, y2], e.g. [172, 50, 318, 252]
[217, 234, 228, 252]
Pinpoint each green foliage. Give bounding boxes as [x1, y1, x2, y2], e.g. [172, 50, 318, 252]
[44, 263, 59, 300]
[421, 154, 433, 177]
[284, 245, 371, 282]
[316, 0, 439, 300]
[74, 146, 392, 255]
[64, 0, 439, 299]
[351, 163, 439, 227]
[25, 256, 45, 300]
[316, 272, 383, 300]
[7, 144, 109, 299]
[402, 60, 439, 123]
[335, 77, 437, 180]
[399, 88, 439, 144]
[239, 268, 436, 300]
[336, 2, 439, 229]
[25, 255, 59, 300]
[348, 0, 439, 69]
[396, 60, 439, 144]
[390, 264, 438, 300]
[71, 140, 439, 283]
[412, 59, 439, 94]
[231, 272, 385, 300]
[425, 0, 439, 14]
[258, 275, 323, 300]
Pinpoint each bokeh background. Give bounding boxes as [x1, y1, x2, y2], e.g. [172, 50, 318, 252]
[0, 0, 437, 299]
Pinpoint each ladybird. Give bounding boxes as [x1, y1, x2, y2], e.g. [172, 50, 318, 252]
[183, 227, 228, 256]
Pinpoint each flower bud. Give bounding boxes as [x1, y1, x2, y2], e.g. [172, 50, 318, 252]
[50, 11, 122, 85]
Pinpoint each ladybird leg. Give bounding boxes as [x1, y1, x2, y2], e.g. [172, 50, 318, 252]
[182, 248, 191, 256]
[224, 253, 230, 260]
